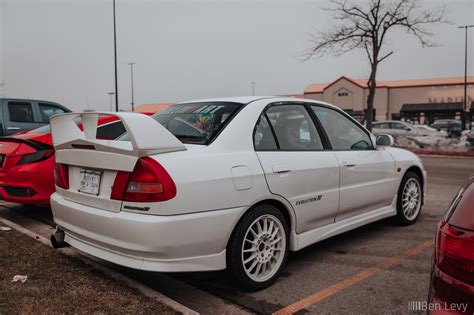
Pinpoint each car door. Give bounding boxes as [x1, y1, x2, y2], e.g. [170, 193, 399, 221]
[310, 105, 397, 221]
[2, 100, 42, 135]
[372, 122, 391, 135]
[390, 122, 412, 136]
[254, 104, 340, 233]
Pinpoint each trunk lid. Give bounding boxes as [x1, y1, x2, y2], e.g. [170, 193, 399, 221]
[50, 112, 186, 212]
[0, 140, 36, 157]
[0, 137, 53, 171]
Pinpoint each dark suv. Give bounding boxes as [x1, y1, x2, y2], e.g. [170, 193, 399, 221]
[431, 119, 463, 138]
[0, 98, 70, 135]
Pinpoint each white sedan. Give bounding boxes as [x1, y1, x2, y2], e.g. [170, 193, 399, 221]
[50, 97, 427, 290]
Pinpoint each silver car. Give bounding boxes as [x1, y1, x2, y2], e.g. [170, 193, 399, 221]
[373, 121, 444, 137]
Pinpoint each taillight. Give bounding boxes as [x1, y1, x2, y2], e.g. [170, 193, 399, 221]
[54, 163, 69, 189]
[111, 157, 176, 203]
[17, 150, 54, 165]
[436, 222, 474, 285]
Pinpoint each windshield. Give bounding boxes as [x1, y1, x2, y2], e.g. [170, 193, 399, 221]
[118, 102, 242, 144]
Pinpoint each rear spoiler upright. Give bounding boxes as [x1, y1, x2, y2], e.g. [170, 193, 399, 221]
[50, 112, 186, 157]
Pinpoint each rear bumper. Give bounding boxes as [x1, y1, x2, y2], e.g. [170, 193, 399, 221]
[51, 193, 245, 272]
[0, 158, 54, 205]
[429, 265, 474, 313]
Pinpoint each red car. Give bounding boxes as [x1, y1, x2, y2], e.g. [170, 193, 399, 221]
[429, 176, 474, 314]
[0, 116, 126, 206]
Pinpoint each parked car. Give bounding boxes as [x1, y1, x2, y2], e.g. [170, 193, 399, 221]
[432, 119, 463, 138]
[415, 125, 447, 137]
[0, 98, 70, 136]
[49, 97, 426, 290]
[372, 120, 442, 137]
[428, 176, 474, 314]
[0, 115, 126, 205]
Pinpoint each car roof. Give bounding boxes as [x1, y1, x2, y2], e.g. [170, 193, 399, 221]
[177, 96, 278, 105]
[374, 120, 410, 124]
[175, 96, 342, 111]
[0, 97, 62, 103]
[433, 119, 459, 123]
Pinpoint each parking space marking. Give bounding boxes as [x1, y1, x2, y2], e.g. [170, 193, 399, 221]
[273, 239, 435, 315]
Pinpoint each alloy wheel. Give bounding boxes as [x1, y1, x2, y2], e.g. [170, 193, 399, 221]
[241, 214, 286, 282]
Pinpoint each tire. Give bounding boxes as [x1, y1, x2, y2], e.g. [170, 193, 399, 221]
[227, 204, 289, 291]
[395, 171, 423, 225]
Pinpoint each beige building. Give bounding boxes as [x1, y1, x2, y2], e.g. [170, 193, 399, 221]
[303, 76, 474, 123]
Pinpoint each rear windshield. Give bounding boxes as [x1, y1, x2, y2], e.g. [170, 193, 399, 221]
[446, 181, 474, 231]
[24, 116, 122, 139]
[119, 102, 242, 144]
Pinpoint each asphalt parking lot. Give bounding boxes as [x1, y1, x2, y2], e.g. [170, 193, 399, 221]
[1, 156, 473, 314]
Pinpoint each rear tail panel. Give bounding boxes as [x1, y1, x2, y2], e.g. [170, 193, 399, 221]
[50, 112, 186, 212]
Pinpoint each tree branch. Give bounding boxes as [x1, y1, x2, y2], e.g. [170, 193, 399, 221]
[303, 0, 449, 62]
[377, 51, 394, 63]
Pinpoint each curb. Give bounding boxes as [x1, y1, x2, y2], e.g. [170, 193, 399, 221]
[0, 217, 199, 315]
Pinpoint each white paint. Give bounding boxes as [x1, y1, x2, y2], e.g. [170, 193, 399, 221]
[50, 97, 427, 274]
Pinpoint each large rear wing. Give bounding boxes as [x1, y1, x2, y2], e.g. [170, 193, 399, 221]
[50, 112, 186, 157]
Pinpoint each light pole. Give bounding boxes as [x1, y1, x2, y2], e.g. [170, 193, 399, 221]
[458, 25, 474, 130]
[113, 0, 119, 112]
[128, 62, 136, 111]
[251, 81, 255, 96]
[108, 92, 115, 112]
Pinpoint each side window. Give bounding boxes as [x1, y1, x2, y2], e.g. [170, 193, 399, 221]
[374, 123, 390, 129]
[8, 102, 34, 123]
[311, 106, 373, 151]
[39, 103, 66, 123]
[254, 115, 277, 150]
[96, 121, 126, 140]
[391, 123, 405, 130]
[266, 105, 324, 151]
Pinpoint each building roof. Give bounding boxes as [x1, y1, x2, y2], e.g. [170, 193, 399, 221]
[304, 76, 474, 94]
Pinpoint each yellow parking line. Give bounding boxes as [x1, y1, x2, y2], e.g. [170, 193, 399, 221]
[273, 239, 435, 315]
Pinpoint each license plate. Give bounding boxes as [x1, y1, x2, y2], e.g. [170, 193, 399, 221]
[78, 169, 102, 195]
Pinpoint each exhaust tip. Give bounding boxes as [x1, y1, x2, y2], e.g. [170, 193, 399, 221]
[51, 227, 69, 248]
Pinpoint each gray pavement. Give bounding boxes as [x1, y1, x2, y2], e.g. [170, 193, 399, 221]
[1, 156, 473, 314]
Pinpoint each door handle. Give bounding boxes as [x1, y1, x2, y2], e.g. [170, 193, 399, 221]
[343, 161, 356, 168]
[272, 165, 291, 174]
[7, 127, 20, 130]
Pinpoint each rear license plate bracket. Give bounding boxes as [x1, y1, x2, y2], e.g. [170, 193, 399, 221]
[78, 169, 102, 196]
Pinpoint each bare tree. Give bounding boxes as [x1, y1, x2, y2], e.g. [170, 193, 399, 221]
[304, 0, 448, 131]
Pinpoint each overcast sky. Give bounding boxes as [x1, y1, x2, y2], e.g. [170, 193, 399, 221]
[0, 0, 473, 111]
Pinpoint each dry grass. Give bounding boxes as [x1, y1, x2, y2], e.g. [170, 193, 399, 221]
[0, 229, 180, 314]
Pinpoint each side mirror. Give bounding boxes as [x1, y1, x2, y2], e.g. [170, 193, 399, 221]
[404, 127, 412, 131]
[376, 134, 394, 147]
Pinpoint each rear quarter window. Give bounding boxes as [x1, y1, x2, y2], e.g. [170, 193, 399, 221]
[96, 121, 126, 140]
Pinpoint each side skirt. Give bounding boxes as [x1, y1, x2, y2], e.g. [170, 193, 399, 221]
[290, 196, 397, 251]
